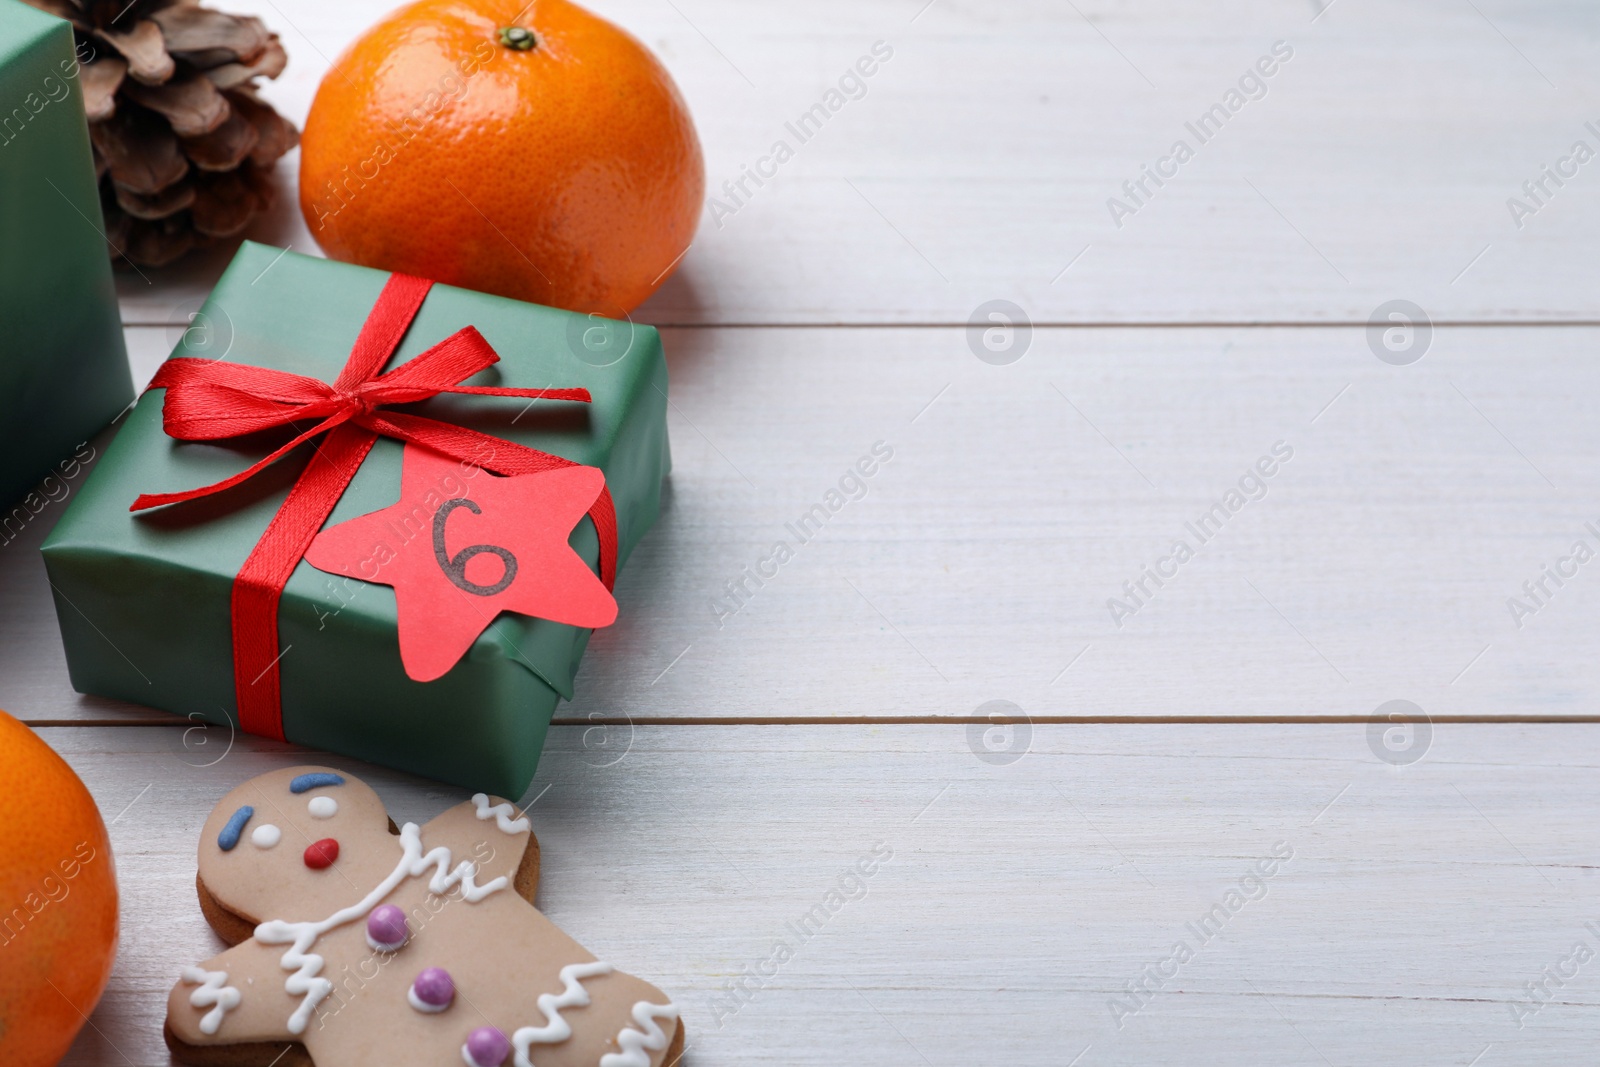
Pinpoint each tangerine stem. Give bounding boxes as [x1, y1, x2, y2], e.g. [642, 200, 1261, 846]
[497, 26, 536, 50]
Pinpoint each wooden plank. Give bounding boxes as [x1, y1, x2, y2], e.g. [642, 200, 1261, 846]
[7, 323, 1600, 725]
[106, 0, 1600, 326]
[44, 722, 1600, 1066]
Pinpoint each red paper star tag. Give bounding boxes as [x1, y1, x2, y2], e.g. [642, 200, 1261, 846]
[304, 444, 617, 682]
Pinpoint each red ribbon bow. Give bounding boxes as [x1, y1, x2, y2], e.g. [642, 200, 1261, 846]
[133, 273, 618, 741]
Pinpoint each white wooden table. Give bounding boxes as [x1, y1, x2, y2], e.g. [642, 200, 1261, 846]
[8, 0, 1600, 1062]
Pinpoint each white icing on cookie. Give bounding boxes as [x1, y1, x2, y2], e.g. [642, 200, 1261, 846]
[601, 1001, 680, 1067]
[180, 965, 241, 1035]
[251, 823, 281, 848]
[472, 793, 531, 835]
[365, 931, 402, 953]
[509, 960, 613, 1066]
[254, 822, 509, 1035]
[407, 987, 450, 1013]
[308, 796, 338, 819]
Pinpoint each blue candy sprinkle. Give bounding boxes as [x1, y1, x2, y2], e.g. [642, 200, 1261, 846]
[289, 772, 346, 794]
[218, 805, 253, 851]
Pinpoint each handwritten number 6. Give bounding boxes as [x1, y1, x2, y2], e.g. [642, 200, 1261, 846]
[433, 498, 517, 596]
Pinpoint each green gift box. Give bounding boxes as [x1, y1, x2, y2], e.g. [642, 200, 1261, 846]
[0, 0, 132, 511]
[43, 242, 669, 794]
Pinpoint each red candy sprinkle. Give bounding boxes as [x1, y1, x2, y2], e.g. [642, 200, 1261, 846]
[303, 838, 339, 869]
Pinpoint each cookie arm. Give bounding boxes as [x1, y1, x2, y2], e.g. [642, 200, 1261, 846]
[166, 937, 298, 1048]
[418, 794, 540, 901]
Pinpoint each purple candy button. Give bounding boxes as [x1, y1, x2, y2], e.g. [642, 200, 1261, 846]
[365, 905, 408, 952]
[463, 1026, 511, 1067]
[408, 967, 454, 1013]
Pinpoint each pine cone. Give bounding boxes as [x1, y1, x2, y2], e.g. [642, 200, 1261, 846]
[25, 0, 298, 268]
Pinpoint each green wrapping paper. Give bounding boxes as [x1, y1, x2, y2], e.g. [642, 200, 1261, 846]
[43, 243, 669, 794]
[0, 0, 133, 510]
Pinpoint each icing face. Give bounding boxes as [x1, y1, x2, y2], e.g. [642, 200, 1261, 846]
[217, 806, 253, 851]
[290, 772, 346, 793]
[195, 766, 388, 926]
[304, 838, 340, 869]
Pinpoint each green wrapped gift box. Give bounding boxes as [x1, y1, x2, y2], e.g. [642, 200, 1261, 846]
[0, 0, 133, 511]
[43, 242, 669, 794]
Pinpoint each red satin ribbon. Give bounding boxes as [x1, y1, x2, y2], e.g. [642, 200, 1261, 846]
[132, 273, 618, 741]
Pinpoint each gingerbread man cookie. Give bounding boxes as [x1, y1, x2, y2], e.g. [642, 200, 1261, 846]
[164, 767, 682, 1067]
